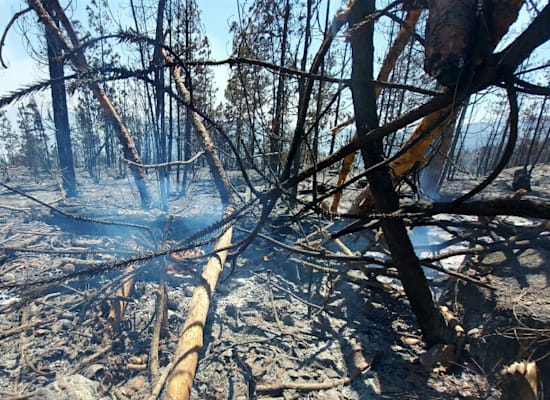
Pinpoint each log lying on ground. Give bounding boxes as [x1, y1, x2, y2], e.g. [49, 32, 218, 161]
[161, 46, 235, 399]
[164, 211, 234, 400]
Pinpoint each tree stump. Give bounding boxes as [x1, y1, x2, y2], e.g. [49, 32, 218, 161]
[512, 167, 531, 191]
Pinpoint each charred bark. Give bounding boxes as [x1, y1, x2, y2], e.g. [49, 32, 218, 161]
[44, 0, 77, 198]
[348, 0, 451, 346]
[281, 0, 333, 183]
[331, 7, 422, 213]
[424, 0, 478, 87]
[152, 0, 169, 210]
[269, 0, 290, 176]
[163, 49, 232, 206]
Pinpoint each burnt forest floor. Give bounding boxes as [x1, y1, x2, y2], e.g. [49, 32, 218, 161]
[0, 164, 548, 399]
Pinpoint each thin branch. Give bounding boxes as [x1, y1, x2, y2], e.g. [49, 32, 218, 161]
[0, 7, 32, 68]
[510, 77, 550, 96]
[450, 82, 519, 206]
[0, 181, 154, 236]
[124, 151, 204, 168]
[514, 62, 550, 76]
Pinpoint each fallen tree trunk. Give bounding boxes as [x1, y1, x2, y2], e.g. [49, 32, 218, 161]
[161, 46, 235, 399]
[163, 212, 234, 400]
[162, 49, 232, 206]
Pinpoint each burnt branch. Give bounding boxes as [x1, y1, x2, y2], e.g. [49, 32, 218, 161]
[0, 7, 32, 68]
[403, 198, 550, 220]
[0, 181, 154, 236]
[497, 3, 550, 73]
[451, 82, 519, 206]
[124, 151, 204, 169]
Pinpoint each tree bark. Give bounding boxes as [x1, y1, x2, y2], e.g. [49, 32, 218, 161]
[44, 0, 77, 197]
[164, 211, 233, 400]
[424, 0, 477, 87]
[349, 0, 530, 215]
[331, 8, 421, 212]
[269, 0, 290, 176]
[163, 49, 232, 206]
[348, 0, 451, 346]
[152, 0, 168, 210]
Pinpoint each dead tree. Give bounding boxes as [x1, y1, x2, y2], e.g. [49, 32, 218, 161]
[44, 0, 77, 197]
[349, 0, 530, 215]
[331, 5, 422, 212]
[28, 0, 153, 209]
[348, 0, 452, 346]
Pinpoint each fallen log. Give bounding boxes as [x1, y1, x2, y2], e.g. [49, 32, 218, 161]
[162, 48, 232, 206]
[161, 40, 236, 400]
[163, 209, 234, 400]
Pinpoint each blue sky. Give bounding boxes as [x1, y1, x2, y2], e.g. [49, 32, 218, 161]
[0, 0, 243, 105]
[0, 1, 545, 125]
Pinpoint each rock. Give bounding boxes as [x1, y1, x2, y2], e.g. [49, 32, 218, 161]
[34, 374, 102, 400]
[282, 314, 295, 326]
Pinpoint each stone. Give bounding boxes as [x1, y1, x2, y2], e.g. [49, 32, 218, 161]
[34, 374, 101, 400]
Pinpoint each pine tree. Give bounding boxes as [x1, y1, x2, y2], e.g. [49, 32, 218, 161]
[0, 110, 18, 166]
[17, 99, 50, 175]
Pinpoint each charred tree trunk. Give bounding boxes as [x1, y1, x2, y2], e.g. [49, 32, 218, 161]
[424, 0, 478, 87]
[286, 0, 313, 198]
[153, 0, 168, 210]
[331, 7, 422, 212]
[348, 0, 451, 346]
[180, 0, 194, 197]
[44, 1, 77, 197]
[269, 0, 290, 175]
[163, 49, 231, 205]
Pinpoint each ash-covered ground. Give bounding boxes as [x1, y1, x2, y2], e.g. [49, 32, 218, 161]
[0, 164, 548, 399]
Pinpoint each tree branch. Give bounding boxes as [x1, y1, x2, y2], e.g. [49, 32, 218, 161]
[497, 3, 550, 72]
[0, 7, 32, 68]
